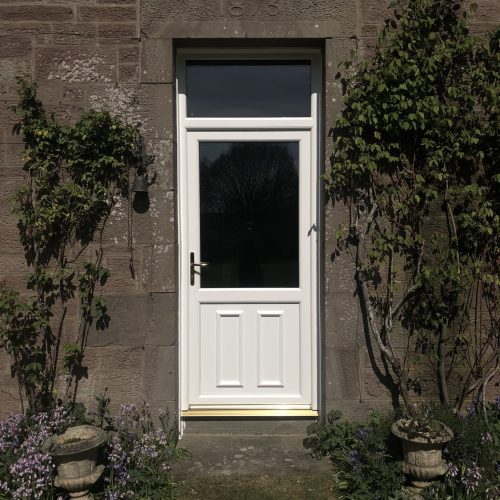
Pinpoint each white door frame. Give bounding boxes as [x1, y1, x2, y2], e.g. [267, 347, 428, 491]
[176, 48, 321, 416]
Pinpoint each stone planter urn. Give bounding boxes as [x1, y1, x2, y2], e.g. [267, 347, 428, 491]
[392, 418, 453, 489]
[43, 425, 107, 499]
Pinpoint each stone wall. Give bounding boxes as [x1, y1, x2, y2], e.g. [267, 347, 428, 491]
[0, 0, 498, 421]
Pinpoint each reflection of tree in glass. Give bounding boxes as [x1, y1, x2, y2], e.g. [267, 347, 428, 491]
[199, 142, 299, 287]
[200, 142, 298, 217]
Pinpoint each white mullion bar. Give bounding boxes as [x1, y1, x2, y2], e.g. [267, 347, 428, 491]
[183, 117, 314, 131]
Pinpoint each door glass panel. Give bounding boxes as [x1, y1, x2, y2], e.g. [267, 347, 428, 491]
[186, 61, 311, 117]
[199, 141, 299, 288]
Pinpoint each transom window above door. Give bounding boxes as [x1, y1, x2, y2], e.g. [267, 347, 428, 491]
[186, 61, 311, 117]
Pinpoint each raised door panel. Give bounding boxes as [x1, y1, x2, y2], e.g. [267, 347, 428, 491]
[196, 303, 304, 404]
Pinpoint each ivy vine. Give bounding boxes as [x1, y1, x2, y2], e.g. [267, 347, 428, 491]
[327, 0, 499, 411]
[0, 80, 140, 413]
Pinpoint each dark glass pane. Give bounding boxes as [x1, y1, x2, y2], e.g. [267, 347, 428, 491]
[199, 142, 299, 288]
[187, 61, 311, 117]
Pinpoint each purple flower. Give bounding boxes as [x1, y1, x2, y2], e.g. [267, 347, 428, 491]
[347, 449, 362, 470]
[115, 403, 140, 433]
[446, 462, 459, 480]
[355, 427, 369, 440]
[465, 403, 476, 417]
[481, 432, 493, 444]
[108, 436, 129, 486]
[0, 413, 24, 453]
[9, 450, 54, 499]
[461, 462, 482, 495]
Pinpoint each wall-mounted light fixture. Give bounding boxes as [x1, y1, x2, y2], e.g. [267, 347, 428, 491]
[131, 171, 148, 193]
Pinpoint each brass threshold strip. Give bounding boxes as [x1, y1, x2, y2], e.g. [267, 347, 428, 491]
[181, 409, 319, 418]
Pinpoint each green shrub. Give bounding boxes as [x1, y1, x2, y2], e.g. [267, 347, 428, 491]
[304, 410, 404, 499]
[103, 403, 188, 500]
[423, 400, 500, 499]
[305, 403, 500, 500]
[0, 399, 187, 500]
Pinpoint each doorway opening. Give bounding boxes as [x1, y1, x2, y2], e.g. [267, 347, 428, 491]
[176, 48, 321, 418]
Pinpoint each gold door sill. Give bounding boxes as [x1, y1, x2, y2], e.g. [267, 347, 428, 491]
[181, 409, 319, 418]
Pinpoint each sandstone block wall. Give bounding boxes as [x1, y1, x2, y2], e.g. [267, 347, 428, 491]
[0, 0, 498, 422]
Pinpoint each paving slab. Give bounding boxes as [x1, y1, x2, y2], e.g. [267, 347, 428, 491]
[173, 433, 331, 477]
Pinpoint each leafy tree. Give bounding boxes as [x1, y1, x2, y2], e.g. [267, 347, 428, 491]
[0, 80, 140, 412]
[327, 0, 499, 411]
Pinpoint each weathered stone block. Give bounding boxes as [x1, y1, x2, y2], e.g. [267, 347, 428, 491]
[0, 36, 32, 58]
[118, 46, 139, 63]
[35, 84, 86, 123]
[0, 58, 31, 83]
[144, 344, 177, 402]
[0, 5, 73, 22]
[35, 46, 117, 83]
[324, 38, 356, 81]
[98, 22, 137, 40]
[143, 135, 175, 191]
[474, 0, 500, 24]
[146, 292, 178, 346]
[97, 0, 135, 4]
[52, 23, 97, 44]
[87, 294, 148, 347]
[86, 83, 140, 123]
[360, 347, 400, 401]
[324, 347, 361, 400]
[143, 242, 177, 293]
[0, 22, 48, 35]
[0, 177, 23, 220]
[0, 142, 23, 166]
[118, 63, 140, 83]
[0, 385, 23, 419]
[359, 37, 377, 59]
[323, 399, 392, 422]
[97, 244, 143, 293]
[144, 399, 178, 424]
[79, 5, 136, 22]
[135, 83, 173, 139]
[325, 291, 363, 349]
[141, 0, 356, 38]
[359, 0, 391, 29]
[141, 38, 172, 84]
[77, 346, 145, 408]
[0, 165, 25, 179]
[101, 195, 152, 247]
[148, 188, 176, 247]
[325, 250, 356, 295]
[0, 92, 20, 128]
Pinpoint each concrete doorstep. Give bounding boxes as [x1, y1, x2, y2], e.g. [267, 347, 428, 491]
[172, 433, 331, 477]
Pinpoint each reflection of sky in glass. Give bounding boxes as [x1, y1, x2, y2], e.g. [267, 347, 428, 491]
[200, 142, 299, 172]
[187, 62, 311, 117]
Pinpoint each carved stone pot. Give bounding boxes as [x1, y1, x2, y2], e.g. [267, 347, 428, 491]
[43, 425, 106, 499]
[392, 419, 454, 489]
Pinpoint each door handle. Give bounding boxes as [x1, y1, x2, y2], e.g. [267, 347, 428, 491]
[190, 252, 209, 285]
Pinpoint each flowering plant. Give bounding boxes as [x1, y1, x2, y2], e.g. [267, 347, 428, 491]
[103, 403, 188, 500]
[423, 399, 500, 499]
[0, 399, 186, 500]
[0, 403, 74, 499]
[304, 410, 404, 499]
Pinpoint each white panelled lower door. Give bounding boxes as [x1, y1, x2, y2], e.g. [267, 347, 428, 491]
[185, 130, 315, 409]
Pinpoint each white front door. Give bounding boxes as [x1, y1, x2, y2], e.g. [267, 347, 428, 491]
[177, 50, 320, 413]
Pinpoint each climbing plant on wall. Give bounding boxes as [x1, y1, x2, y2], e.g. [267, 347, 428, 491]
[0, 80, 140, 413]
[327, 0, 499, 411]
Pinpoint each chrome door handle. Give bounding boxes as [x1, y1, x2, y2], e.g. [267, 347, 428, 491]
[190, 252, 209, 285]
